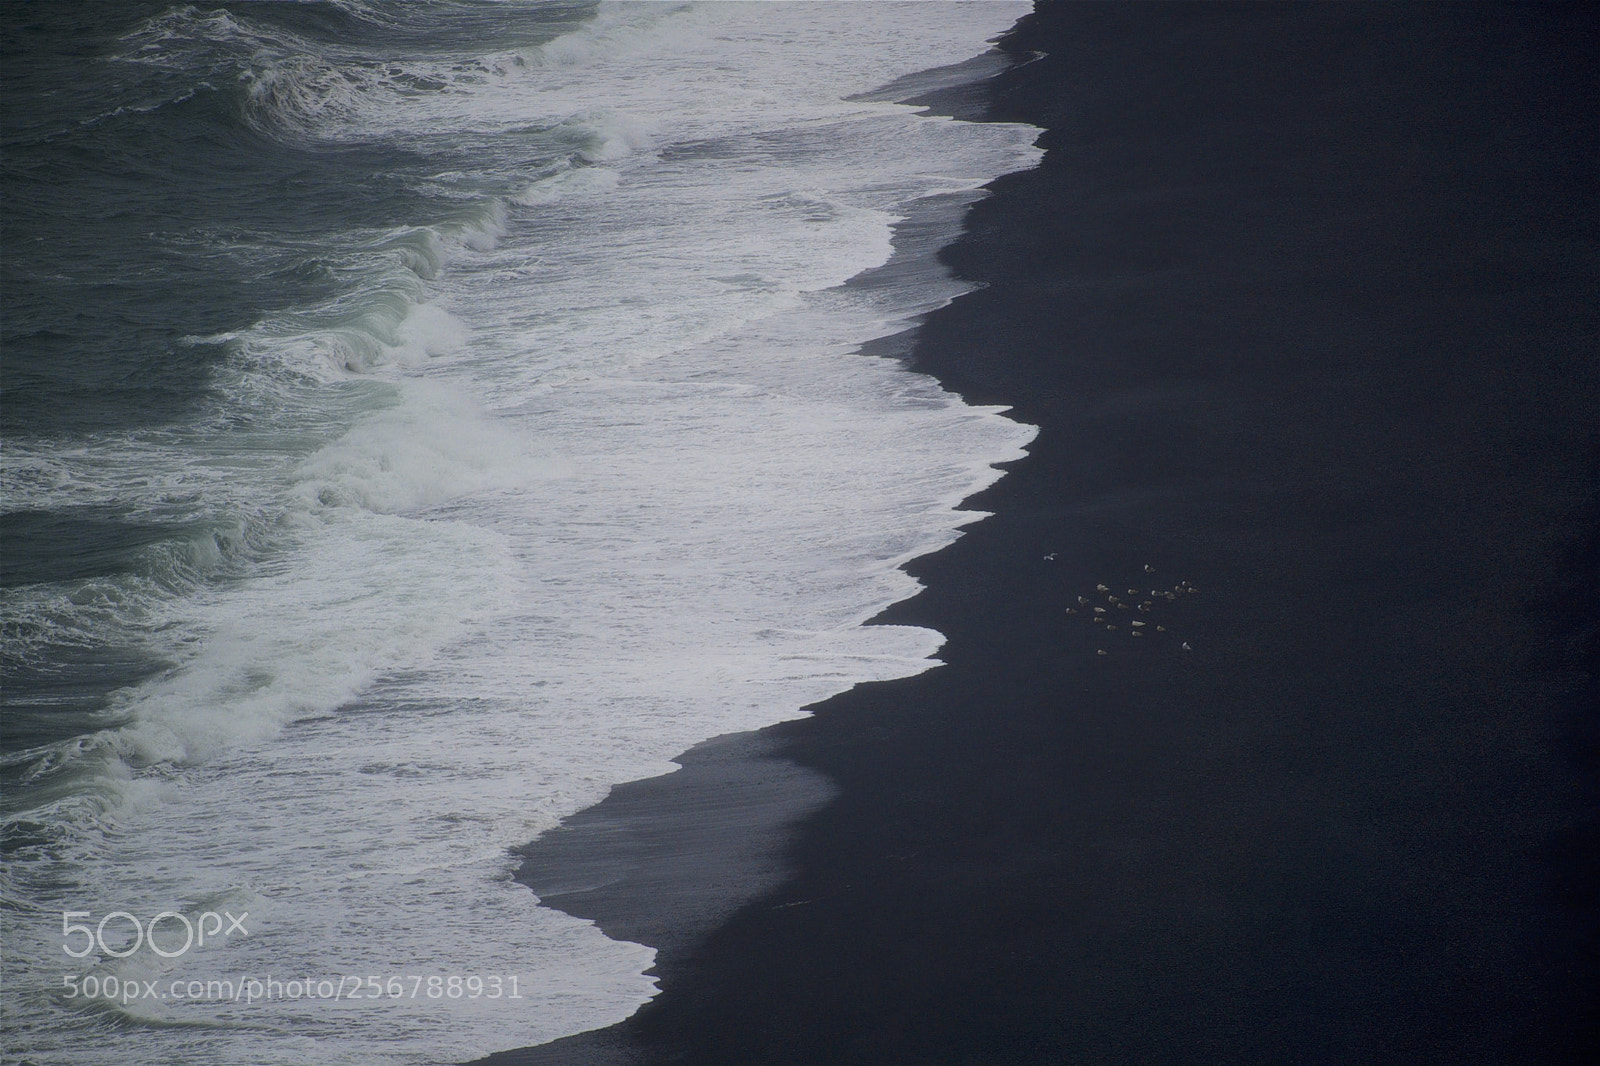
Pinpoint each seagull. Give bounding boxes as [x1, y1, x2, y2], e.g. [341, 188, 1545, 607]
[1156, 626, 1166, 632]
[1078, 596, 1090, 605]
[1044, 553, 1057, 561]
[1181, 642, 1192, 651]
[1065, 607, 1077, 614]
[1128, 589, 1140, 596]
[1144, 564, 1155, 573]
[1093, 607, 1107, 615]
[1130, 630, 1143, 637]
[1130, 620, 1145, 627]
[1096, 583, 1109, 593]
[1097, 649, 1108, 656]
[1138, 603, 1151, 613]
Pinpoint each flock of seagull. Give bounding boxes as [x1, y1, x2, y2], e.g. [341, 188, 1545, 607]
[1050, 560, 1197, 657]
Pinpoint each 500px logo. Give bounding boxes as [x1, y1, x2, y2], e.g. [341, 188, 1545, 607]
[62, 910, 249, 959]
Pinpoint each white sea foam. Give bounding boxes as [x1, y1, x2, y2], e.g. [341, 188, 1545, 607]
[2, 3, 1041, 1063]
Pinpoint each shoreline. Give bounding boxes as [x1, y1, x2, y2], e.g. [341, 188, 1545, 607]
[476, 47, 1037, 1064]
[484, 4, 1598, 1063]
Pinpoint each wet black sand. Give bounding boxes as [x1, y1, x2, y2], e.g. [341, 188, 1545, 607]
[486, 4, 1599, 1063]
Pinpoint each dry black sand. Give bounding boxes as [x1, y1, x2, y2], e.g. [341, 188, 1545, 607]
[485, 4, 1599, 1063]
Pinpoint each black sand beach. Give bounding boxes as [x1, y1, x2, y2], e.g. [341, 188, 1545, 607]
[489, 4, 1598, 1063]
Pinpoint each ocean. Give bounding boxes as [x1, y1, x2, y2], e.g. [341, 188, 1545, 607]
[0, 3, 1040, 1062]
